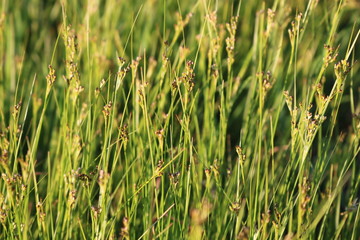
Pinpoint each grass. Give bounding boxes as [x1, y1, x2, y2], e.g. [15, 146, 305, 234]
[0, 0, 359, 239]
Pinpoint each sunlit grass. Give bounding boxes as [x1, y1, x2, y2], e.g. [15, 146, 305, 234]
[0, 0, 359, 239]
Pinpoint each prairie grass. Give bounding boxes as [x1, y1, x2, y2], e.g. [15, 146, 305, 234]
[0, 0, 359, 239]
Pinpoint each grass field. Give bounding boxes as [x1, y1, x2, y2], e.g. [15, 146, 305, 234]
[0, 0, 359, 239]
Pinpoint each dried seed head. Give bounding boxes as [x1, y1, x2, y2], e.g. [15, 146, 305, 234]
[204, 168, 211, 178]
[172, 78, 178, 89]
[0, 207, 7, 223]
[169, 172, 180, 187]
[95, 87, 100, 98]
[323, 44, 338, 66]
[46, 65, 56, 86]
[206, 11, 218, 30]
[335, 60, 351, 84]
[120, 217, 130, 239]
[155, 129, 164, 140]
[74, 85, 84, 93]
[288, 13, 303, 46]
[102, 101, 113, 118]
[174, 12, 193, 33]
[91, 206, 102, 219]
[131, 56, 142, 70]
[155, 160, 164, 177]
[283, 91, 293, 111]
[119, 124, 129, 145]
[36, 200, 46, 222]
[99, 78, 106, 89]
[12, 101, 22, 119]
[68, 189, 77, 208]
[118, 57, 126, 66]
[229, 201, 241, 214]
[235, 146, 246, 164]
[179, 60, 196, 92]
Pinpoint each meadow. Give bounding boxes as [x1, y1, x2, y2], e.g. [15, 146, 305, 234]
[0, 0, 359, 239]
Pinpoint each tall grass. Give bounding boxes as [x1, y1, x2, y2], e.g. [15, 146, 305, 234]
[0, 0, 359, 239]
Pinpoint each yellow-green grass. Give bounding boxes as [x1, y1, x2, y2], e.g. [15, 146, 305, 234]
[0, 0, 359, 239]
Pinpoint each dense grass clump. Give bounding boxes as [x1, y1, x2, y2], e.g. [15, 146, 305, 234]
[0, 0, 359, 239]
